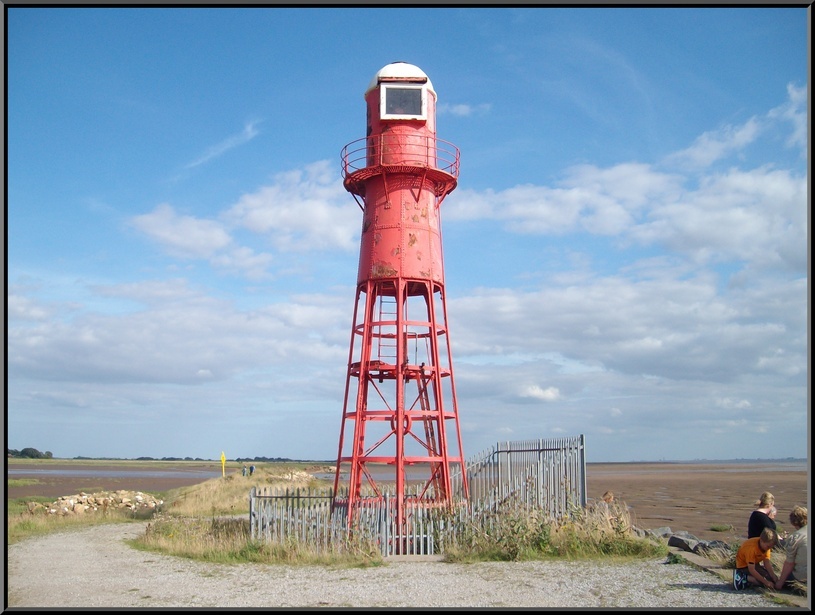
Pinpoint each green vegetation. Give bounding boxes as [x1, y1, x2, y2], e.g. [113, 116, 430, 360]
[7, 478, 42, 488]
[709, 523, 734, 532]
[7, 447, 53, 459]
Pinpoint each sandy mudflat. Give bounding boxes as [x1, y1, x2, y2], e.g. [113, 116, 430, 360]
[585, 461, 808, 542]
[6, 460, 227, 500]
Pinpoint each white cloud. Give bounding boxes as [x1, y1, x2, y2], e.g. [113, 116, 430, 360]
[630, 165, 806, 270]
[520, 385, 560, 401]
[445, 162, 681, 236]
[7, 294, 51, 321]
[209, 247, 275, 281]
[224, 160, 358, 252]
[447, 143, 804, 274]
[130, 203, 232, 259]
[7, 279, 350, 386]
[716, 398, 752, 410]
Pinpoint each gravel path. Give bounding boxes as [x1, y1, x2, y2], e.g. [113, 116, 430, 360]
[5, 522, 788, 609]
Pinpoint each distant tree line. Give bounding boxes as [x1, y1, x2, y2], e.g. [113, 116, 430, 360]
[8, 449, 331, 463]
[7, 447, 53, 459]
[130, 457, 210, 461]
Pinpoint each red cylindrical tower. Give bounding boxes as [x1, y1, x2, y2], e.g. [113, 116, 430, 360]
[334, 62, 469, 535]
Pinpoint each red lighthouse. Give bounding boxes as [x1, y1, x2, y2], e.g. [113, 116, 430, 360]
[333, 62, 469, 529]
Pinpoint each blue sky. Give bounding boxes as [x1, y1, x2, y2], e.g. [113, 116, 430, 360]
[5, 7, 809, 463]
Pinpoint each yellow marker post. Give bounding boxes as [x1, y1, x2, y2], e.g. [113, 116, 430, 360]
[220, 451, 226, 477]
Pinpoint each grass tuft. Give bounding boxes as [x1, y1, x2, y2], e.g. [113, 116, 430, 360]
[709, 523, 734, 532]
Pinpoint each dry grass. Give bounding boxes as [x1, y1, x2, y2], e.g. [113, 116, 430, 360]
[7, 502, 152, 544]
[162, 464, 326, 517]
[133, 463, 388, 565]
[134, 514, 383, 566]
[443, 498, 667, 563]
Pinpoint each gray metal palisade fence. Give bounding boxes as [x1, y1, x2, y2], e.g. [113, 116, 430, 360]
[249, 435, 586, 557]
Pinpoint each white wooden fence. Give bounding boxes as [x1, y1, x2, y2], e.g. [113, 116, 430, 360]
[249, 435, 586, 557]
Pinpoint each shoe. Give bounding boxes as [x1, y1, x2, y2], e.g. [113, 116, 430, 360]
[733, 568, 749, 591]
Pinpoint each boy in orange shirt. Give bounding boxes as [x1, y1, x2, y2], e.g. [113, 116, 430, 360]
[733, 528, 780, 590]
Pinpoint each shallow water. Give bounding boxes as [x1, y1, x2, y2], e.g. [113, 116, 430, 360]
[7, 468, 222, 479]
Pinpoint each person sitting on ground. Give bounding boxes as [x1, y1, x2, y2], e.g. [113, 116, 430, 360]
[767, 506, 788, 545]
[775, 505, 807, 590]
[747, 491, 777, 538]
[733, 528, 780, 591]
[593, 490, 617, 523]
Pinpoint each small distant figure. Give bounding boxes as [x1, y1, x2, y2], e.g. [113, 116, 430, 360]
[733, 528, 780, 591]
[602, 491, 614, 505]
[249, 465, 256, 476]
[775, 505, 808, 590]
[748, 491, 777, 539]
[242, 465, 247, 477]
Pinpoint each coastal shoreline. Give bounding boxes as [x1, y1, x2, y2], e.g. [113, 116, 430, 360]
[7, 458, 808, 542]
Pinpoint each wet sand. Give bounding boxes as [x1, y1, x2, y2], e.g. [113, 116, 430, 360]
[6, 460, 229, 500]
[586, 461, 808, 542]
[7, 459, 808, 542]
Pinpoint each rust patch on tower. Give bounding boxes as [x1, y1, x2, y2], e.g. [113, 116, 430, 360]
[372, 261, 398, 277]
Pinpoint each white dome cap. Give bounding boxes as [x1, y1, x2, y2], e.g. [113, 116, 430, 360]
[365, 61, 435, 95]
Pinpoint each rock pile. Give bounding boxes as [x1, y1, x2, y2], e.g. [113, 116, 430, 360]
[634, 526, 735, 559]
[27, 490, 164, 516]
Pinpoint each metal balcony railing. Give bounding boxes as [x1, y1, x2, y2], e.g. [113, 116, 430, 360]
[341, 134, 460, 181]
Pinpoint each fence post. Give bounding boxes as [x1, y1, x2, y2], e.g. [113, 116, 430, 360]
[249, 486, 256, 540]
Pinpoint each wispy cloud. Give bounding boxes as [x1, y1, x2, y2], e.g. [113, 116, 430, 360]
[768, 82, 808, 154]
[664, 82, 807, 169]
[663, 117, 762, 169]
[185, 120, 262, 169]
[438, 102, 492, 117]
[442, 86, 806, 273]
